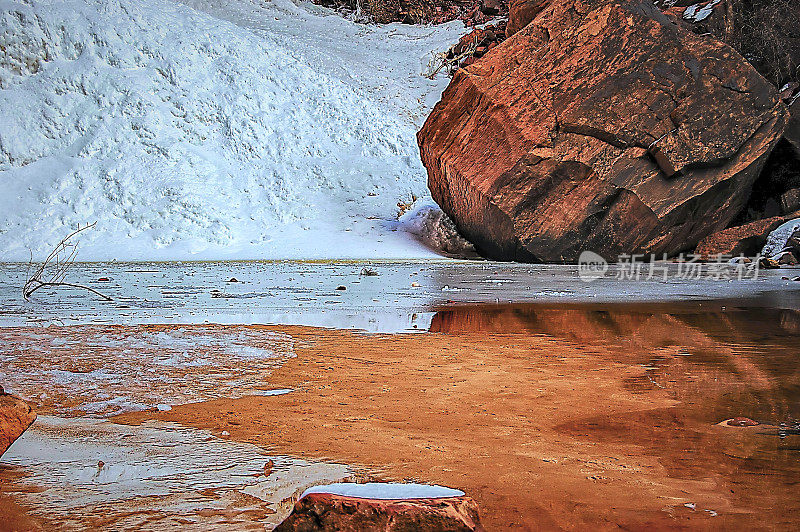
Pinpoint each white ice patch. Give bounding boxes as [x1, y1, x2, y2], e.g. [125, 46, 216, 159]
[0, 0, 463, 261]
[683, 0, 721, 22]
[0, 327, 295, 415]
[302, 482, 465, 500]
[2, 416, 351, 529]
[762, 218, 800, 257]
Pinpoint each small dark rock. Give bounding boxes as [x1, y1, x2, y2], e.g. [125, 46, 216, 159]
[480, 0, 503, 16]
[759, 257, 781, 269]
[772, 251, 798, 265]
[335, 285, 347, 291]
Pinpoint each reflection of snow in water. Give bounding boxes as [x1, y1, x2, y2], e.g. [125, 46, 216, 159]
[2, 416, 352, 530]
[0, 327, 295, 416]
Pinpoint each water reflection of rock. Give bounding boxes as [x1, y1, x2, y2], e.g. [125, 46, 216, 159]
[429, 304, 800, 423]
[430, 304, 800, 525]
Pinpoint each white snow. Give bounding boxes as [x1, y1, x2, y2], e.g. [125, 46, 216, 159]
[302, 482, 465, 500]
[399, 200, 477, 258]
[762, 218, 800, 257]
[0, 0, 464, 261]
[682, 0, 721, 23]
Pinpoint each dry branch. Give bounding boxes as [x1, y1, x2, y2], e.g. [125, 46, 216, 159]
[423, 37, 479, 80]
[23, 222, 112, 301]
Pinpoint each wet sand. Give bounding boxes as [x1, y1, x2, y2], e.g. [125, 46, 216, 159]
[107, 305, 800, 530]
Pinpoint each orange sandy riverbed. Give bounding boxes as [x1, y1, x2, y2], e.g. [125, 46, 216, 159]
[108, 306, 800, 530]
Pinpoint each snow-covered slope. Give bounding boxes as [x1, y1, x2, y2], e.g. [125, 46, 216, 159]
[0, 0, 462, 261]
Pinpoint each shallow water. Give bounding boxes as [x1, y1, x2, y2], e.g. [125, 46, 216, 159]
[0, 326, 296, 416]
[429, 302, 800, 525]
[2, 261, 800, 528]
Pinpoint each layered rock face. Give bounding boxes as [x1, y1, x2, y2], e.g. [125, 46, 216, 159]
[1, 389, 36, 457]
[418, 0, 787, 262]
[276, 492, 484, 531]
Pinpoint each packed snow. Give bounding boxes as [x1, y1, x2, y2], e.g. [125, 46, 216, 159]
[762, 218, 800, 257]
[302, 482, 465, 499]
[0, 0, 464, 261]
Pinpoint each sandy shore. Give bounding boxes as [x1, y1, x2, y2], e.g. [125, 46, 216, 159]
[106, 311, 800, 530]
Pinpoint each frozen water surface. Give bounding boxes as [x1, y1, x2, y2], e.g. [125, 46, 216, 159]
[1, 416, 352, 530]
[0, 326, 296, 415]
[2, 260, 799, 332]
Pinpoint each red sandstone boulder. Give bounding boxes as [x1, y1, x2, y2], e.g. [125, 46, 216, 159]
[275, 483, 484, 531]
[0, 389, 36, 457]
[418, 0, 787, 262]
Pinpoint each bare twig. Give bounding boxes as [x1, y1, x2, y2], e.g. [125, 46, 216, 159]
[23, 222, 112, 301]
[423, 36, 479, 80]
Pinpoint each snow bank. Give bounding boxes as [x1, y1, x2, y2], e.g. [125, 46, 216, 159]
[0, 0, 463, 261]
[762, 218, 800, 257]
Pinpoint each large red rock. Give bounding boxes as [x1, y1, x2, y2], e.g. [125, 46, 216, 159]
[1, 389, 36, 457]
[275, 490, 484, 531]
[418, 0, 787, 262]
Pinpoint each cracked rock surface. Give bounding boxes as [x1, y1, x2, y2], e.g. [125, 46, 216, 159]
[418, 0, 787, 262]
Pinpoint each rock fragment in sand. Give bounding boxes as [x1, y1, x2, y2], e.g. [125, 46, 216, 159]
[275, 482, 484, 531]
[1, 390, 36, 457]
